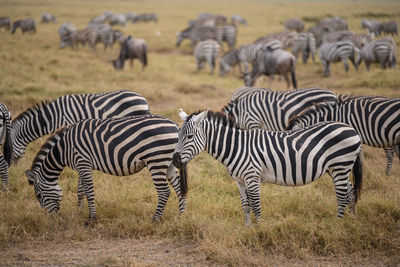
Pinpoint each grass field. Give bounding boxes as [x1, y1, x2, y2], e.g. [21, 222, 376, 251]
[0, 0, 400, 265]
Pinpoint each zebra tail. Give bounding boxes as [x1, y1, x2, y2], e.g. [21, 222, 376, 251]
[290, 58, 297, 89]
[352, 150, 363, 203]
[179, 166, 189, 197]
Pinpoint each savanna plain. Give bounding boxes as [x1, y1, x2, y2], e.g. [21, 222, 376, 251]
[0, 0, 400, 266]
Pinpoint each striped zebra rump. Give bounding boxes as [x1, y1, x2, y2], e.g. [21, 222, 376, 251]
[26, 115, 188, 223]
[11, 90, 149, 163]
[291, 32, 316, 64]
[173, 110, 362, 225]
[319, 40, 359, 76]
[194, 39, 220, 74]
[360, 38, 397, 70]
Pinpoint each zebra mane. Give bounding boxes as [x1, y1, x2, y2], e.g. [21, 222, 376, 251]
[13, 100, 51, 122]
[189, 110, 238, 128]
[31, 126, 66, 169]
[286, 101, 338, 130]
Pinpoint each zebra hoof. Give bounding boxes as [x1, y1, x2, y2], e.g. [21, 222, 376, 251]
[84, 216, 97, 227]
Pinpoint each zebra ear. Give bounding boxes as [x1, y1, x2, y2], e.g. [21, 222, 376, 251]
[25, 170, 37, 185]
[179, 108, 188, 121]
[193, 109, 208, 125]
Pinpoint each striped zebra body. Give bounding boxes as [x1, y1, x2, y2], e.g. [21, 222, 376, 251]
[381, 21, 398, 36]
[176, 26, 222, 47]
[0, 101, 12, 190]
[231, 15, 247, 26]
[109, 14, 127, 27]
[11, 18, 36, 34]
[0, 17, 11, 31]
[41, 13, 57, 23]
[60, 27, 94, 49]
[86, 24, 114, 50]
[222, 87, 337, 131]
[360, 38, 397, 70]
[284, 18, 304, 33]
[221, 25, 237, 48]
[255, 31, 297, 49]
[11, 90, 149, 163]
[319, 40, 359, 77]
[291, 32, 316, 64]
[322, 31, 355, 44]
[287, 96, 400, 174]
[351, 33, 375, 49]
[173, 110, 363, 225]
[26, 115, 188, 223]
[194, 39, 220, 74]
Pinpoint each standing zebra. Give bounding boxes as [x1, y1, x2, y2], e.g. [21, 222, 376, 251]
[86, 23, 114, 50]
[0, 101, 12, 190]
[291, 32, 317, 64]
[287, 96, 400, 175]
[194, 39, 220, 74]
[284, 18, 305, 33]
[381, 21, 398, 36]
[222, 87, 337, 131]
[221, 25, 237, 49]
[11, 90, 149, 163]
[319, 40, 360, 77]
[11, 18, 36, 34]
[26, 115, 188, 223]
[173, 110, 363, 225]
[176, 26, 222, 48]
[0, 17, 11, 31]
[360, 38, 397, 70]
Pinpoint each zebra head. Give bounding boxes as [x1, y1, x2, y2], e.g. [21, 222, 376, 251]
[172, 109, 208, 169]
[219, 58, 230, 76]
[25, 169, 62, 213]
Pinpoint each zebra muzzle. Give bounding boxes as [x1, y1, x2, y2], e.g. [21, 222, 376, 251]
[172, 152, 185, 169]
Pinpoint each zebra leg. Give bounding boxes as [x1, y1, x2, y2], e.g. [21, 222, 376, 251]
[149, 168, 171, 222]
[237, 181, 251, 226]
[245, 178, 262, 224]
[166, 164, 187, 214]
[342, 58, 349, 73]
[385, 147, 395, 176]
[77, 177, 85, 208]
[0, 155, 9, 191]
[329, 169, 354, 218]
[322, 60, 330, 77]
[77, 164, 97, 224]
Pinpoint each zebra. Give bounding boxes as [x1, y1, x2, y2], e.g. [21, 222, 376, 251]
[172, 109, 363, 225]
[255, 31, 298, 49]
[41, 13, 57, 24]
[0, 17, 11, 31]
[284, 18, 304, 33]
[231, 15, 247, 26]
[11, 18, 36, 34]
[360, 38, 397, 70]
[287, 96, 400, 176]
[109, 14, 127, 27]
[11, 90, 149, 163]
[26, 115, 188, 223]
[291, 32, 316, 64]
[319, 16, 348, 31]
[60, 27, 94, 49]
[132, 13, 158, 23]
[351, 33, 375, 49]
[362, 20, 382, 36]
[194, 39, 220, 74]
[381, 21, 398, 36]
[221, 25, 237, 49]
[318, 40, 360, 77]
[58, 23, 76, 48]
[321, 31, 355, 44]
[87, 23, 114, 50]
[176, 26, 222, 48]
[0, 101, 12, 191]
[222, 87, 337, 131]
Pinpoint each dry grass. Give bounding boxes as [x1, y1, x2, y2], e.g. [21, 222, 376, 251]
[0, 0, 400, 266]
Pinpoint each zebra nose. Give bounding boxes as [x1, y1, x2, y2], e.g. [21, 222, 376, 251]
[172, 152, 182, 168]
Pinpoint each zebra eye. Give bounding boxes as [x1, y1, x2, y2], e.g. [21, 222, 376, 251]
[186, 134, 194, 140]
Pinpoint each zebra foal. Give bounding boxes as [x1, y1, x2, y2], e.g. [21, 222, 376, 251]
[172, 110, 363, 225]
[26, 115, 188, 223]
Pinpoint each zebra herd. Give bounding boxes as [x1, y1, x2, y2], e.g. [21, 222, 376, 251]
[1, 85, 400, 225]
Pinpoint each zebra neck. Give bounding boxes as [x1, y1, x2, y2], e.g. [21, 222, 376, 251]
[37, 141, 66, 182]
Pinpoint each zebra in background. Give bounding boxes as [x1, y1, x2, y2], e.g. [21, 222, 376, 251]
[60, 27, 93, 49]
[11, 90, 149, 163]
[194, 39, 220, 74]
[87, 23, 114, 50]
[255, 31, 298, 49]
[11, 18, 36, 34]
[176, 26, 222, 47]
[321, 31, 356, 44]
[381, 21, 398, 36]
[132, 13, 158, 23]
[362, 20, 382, 36]
[0, 101, 12, 191]
[351, 33, 375, 49]
[109, 14, 127, 27]
[41, 13, 57, 24]
[221, 25, 237, 49]
[291, 32, 317, 64]
[222, 87, 337, 131]
[359, 38, 397, 70]
[0, 17, 11, 31]
[287, 96, 400, 176]
[319, 40, 360, 77]
[26, 115, 188, 224]
[284, 18, 305, 33]
[231, 14, 247, 26]
[173, 109, 363, 225]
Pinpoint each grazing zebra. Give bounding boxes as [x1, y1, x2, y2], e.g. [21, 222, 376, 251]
[291, 32, 317, 64]
[176, 26, 222, 47]
[41, 13, 57, 23]
[172, 110, 363, 225]
[87, 23, 114, 50]
[58, 22, 75, 39]
[231, 14, 247, 26]
[255, 31, 298, 49]
[60, 27, 94, 49]
[222, 87, 337, 131]
[381, 21, 398, 36]
[26, 115, 188, 223]
[284, 18, 305, 33]
[287, 96, 400, 175]
[112, 36, 148, 70]
[194, 39, 220, 74]
[362, 20, 382, 36]
[0, 101, 12, 191]
[319, 40, 360, 77]
[11, 90, 149, 163]
[360, 38, 397, 70]
[11, 18, 36, 34]
[0, 17, 11, 31]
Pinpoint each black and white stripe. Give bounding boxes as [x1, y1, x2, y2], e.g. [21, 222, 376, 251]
[291, 32, 316, 64]
[360, 37, 397, 70]
[176, 26, 222, 47]
[11, 18, 36, 34]
[318, 40, 360, 77]
[255, 31, 298, 49]
[11, 90, 149, 163]
[287, 95, 400, 175]
[26, 115, 188, 223]
[194, 39, 220, 74]
[0, 101, 12, 190]
[173, 110, 363, 225]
